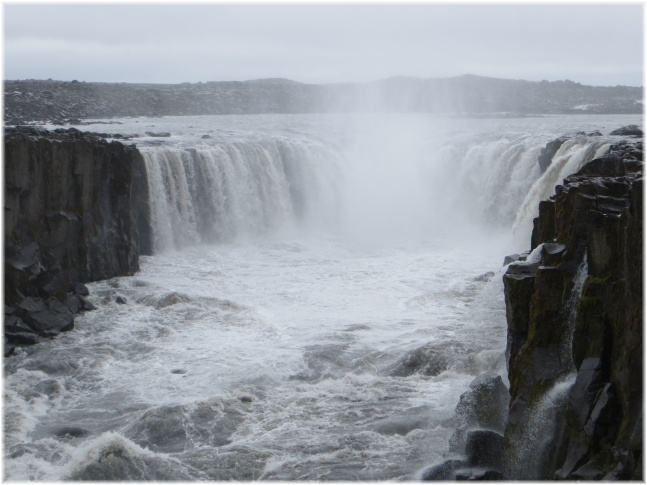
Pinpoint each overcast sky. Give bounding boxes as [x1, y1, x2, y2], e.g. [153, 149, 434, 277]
[3, 3, 644, 87]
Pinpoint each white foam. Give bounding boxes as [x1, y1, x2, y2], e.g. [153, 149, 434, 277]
[6, 112, 641, 480]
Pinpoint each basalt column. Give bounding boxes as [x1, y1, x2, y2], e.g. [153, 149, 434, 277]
[4, 127, 151, 350]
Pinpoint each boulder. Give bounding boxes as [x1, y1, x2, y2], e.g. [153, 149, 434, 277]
[449, 373, 509, 453]
[421, 459, 467, 480]
[502, 254, 520, 265]
[5, 330, 39, 345]
[457, 373, 509, 430]
[73, 282, 90, 296]
[609, 125, 643, 137]
[79, 296, 97, 311]
[16, 296, 75, 336]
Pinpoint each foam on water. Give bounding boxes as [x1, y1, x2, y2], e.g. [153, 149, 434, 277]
[6, 113, 641, 480]
[5, 236, 507, 480]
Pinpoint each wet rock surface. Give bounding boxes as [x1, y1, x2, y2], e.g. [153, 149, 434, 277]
[538, 134, 575, 172]
[449, 373, 509, 454]
[4, 127, 151, 353]
[502, 139, 643, 479]
[425, 136, 642, 481]
[422, 372, 510, 481]
[609, 124, 643, 137]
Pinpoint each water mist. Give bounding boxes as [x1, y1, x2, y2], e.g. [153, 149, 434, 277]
[5, 113, 640, 481]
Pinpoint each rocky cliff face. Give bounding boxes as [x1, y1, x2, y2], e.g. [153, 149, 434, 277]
[422, 134, 642, 481]
[4, 127, 150, 353]
[503, 140, 643, 479]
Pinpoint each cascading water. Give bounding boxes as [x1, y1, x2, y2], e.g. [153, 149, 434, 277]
[512, 137, 612, 240]
[142, 138, 345, 251]
[505, 258, 590, 479]
[5, 113, 641, 481]
[141, 116, 618, 250]
[509, 374, 578, 479]
[562, 258, 590, 372]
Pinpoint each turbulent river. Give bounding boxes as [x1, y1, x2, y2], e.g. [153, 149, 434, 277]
[4, 113, 641, 480]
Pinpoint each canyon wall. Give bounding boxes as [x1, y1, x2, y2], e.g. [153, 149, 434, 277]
[422, 136, 642, 481]
[503, 140, 643, 479]
[4, 127, 150, 353]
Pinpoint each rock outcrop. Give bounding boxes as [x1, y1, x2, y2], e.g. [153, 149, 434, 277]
[4, 127, 151, 354]
[502, 140, 643, 479]
[537, 130, 605, 173]
[609, 125, 643, 137]
[421, 372, 510, 480]
[422, 131, 642, 482]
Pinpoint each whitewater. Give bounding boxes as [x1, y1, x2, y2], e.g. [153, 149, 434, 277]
[4, 113, 640, 480]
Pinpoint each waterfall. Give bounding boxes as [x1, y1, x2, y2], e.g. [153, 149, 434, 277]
[446, 132, 545, 227]
[139, 121, 619, 253]
[506, 258, 589, 479]
[419, 131, 612, 235]
[561, 258, 589, 373]
[512, 137, 612, 242]
[509, 374, 577, 479]
[142, 138, 345, 252]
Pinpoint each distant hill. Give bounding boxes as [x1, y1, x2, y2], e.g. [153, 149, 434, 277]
[4, 75, 642, 124]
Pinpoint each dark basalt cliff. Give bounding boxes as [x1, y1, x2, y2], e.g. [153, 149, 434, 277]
[503, 140, 643, 479]
[4, 127, 150, 354]
[423, 135, 642, 481]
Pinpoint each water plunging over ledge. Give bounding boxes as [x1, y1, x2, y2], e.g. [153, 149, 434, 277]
[4, 113, 641, 480]
[505, 258, 589, 479]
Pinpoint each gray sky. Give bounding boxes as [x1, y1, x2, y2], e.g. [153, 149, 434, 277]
[3, 3, 644, 86]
